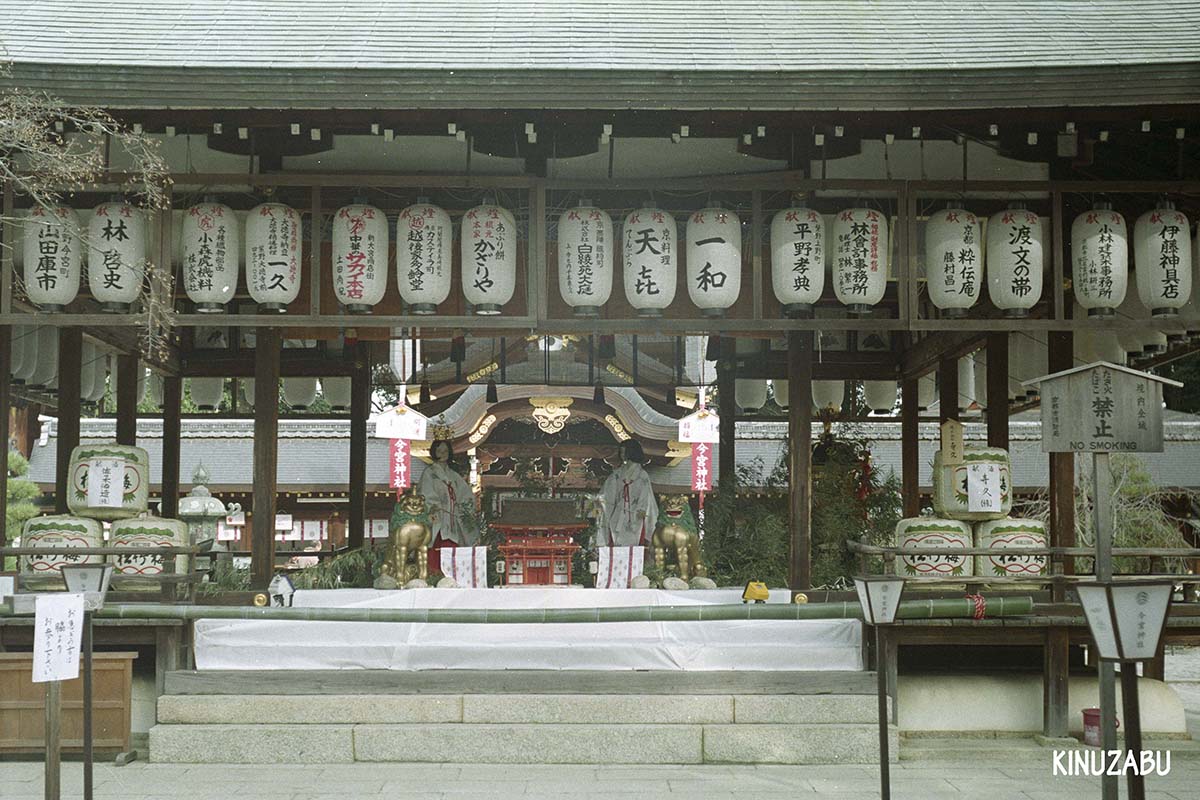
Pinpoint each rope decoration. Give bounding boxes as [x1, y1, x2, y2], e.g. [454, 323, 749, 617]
[964, 593, 988, 620]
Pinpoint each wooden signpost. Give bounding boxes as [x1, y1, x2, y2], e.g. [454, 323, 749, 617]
[1026, 362, 1180, 800]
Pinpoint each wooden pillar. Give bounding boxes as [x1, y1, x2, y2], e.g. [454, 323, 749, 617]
[251, 328, 281, 589]
[1044, 329, 1075, 739]
[937, 356, 958, 423]
[348, 341, 369, 551]
[787, 331, 813, 591]
[900, 377, 921, 518]
[160, 375, 182, 518]
[986, 333, 1009, 450]
[115, 354, 139, 446]
[54, 328, 82, 514]
[717, 340, 736, 490]
[1047, 331, 1076, 586]
[0, 326, 9, 547]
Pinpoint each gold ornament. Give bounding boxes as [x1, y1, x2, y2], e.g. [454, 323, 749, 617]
[252, 593, 268, 607]
[382, 489, 433, 583]
[529, 396, 573, 434]
[651, 494, 706, 581]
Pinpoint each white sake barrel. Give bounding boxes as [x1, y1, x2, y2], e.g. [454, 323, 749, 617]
[20, 515, 104, 582]
[110, 513, 190, 576]
[66, 444, 150, 521]
[974, 517, 1048, 578]
[931, 446, 1012, 521]
[895, 517, 973, 578]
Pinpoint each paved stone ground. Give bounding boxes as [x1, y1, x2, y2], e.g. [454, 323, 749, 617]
[2, 760, 1198, 799]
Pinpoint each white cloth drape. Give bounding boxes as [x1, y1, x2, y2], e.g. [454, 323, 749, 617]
[439, 546, 488, 588]
[595, 546, 645, 589]
[600, 461, 658, 546]
[416, 461, 477, 545]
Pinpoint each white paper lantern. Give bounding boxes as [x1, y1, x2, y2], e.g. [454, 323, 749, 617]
[189, 378, 224, 411]
[832, 208, 889, 314]
[771, 207, 825, 316]
[240, 377, 255, 410]
[812, 380, 844, 413]
[86, 354, 109, 404]
[23, 206, 81, 311]
[1071, 204, 1128, 317]
[1134, 202, 1191, 317]
[322, 377, 351, 411]
[283, 377, 318, 410]
[87, 202, 146, 312]
[926, 208, 982, 317]
[79, 341, 96, 400]
[1115, 288, 1165, 356]
[771, 380, 788, 409]
[1184, 225, 1200, 338]
[863, 380, 897, 414]
[987, 207, 1043, 316]
[30, 327, 58, 387]
[182, 202, 239, 312]
[246, 203, 302, 311]
[917, 374, 936, 411]
[558, 202, 614, 316]
[461, 201, 518, 315]
[332, 203, 388, 313]
[9, 325, 26, 381]
[957, 354, 977, 412]
[397, 202, 453, 314]
[686, 207, 741, 316]
[973, 349, 988, 410]
[146, 372, 164, 409]
[623, 207, 677, 317]
[735, 379, 768, 412]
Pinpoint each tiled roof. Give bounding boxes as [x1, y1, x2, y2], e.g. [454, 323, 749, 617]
[3, 1, 1198, 110]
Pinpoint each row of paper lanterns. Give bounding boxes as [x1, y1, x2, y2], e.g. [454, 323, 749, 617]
[18, 199, 1197, 320]
[184, 377, 351, 412]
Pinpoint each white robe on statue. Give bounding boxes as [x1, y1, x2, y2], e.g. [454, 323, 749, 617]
[600, 461, 658, 547]
[416, 461, 477, 546]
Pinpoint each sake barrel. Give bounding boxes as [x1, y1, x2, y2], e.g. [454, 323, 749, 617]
[975, 518, 1048, 578]
[110, 513, 190, 576]
[895, 517, 973, 578]
[931, 447, 1012, 521]
[66, 444, 150, 520]
[20, 515, 104, 582]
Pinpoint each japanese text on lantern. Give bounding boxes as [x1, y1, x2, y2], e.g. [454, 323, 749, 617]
[692, 211, 729, 294]
[836, 209, 880, 296]
[186, 206, 224, 293]
[98, 204, 132, 291]
[32, 207, 72, 291]
[468, 207, 506, 294]
[1152, 210, 1185, 300]
[787, 209, 821, 292]
[957, 214, 977, 296]
[336, 207, 374, 300]
[626, 211, 670, 296]
[1004, 211, 1036, 298]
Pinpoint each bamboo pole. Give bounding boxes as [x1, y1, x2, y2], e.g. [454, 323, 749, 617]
[4, 597, 1040, 625]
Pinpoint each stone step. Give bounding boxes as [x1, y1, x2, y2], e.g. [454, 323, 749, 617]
[158, 692, 881, 725]
[149, 722, 898, 765]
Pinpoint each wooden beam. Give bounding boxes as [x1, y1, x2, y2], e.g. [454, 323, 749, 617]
[787, 331, 813, 591]
[348, 341, 369, 551]
[251, 328, 281, 589]
[937, 356, 959, 424]
[717, 343, 736, 489]
[54, 328, 82, 514]
[115, 354, 139, 445]
[901, 331, 987, 380]
[0, 326, 9, 547]
[901, 377, 921, 518]
[986, 332, 1010, 449]
[1, 180, 12, 314]
[160, 375, 182, 517]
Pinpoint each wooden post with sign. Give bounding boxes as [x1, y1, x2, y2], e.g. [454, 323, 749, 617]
[1026, 362, 1181, 800]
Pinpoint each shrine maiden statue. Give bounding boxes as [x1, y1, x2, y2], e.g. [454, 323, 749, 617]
[416, 439, 477, 572]
[599, 439, 658, 547]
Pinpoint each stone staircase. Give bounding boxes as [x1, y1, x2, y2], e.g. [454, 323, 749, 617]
[149, 670, 896, 765]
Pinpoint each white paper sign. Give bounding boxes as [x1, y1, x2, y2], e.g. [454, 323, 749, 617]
[225, 510, 246, 526]
[677, 409, 721, 443]
[274, 513, 294, 531]
[86, 458, 125, 508]
[33, 593, 84, 683]
[966, 463, 1002, 514]
[0, 575, 14, 601]
[216, 520, 238, 542]
[374, 405, 429, 440]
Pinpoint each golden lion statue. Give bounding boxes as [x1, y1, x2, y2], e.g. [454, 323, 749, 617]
[382, 489, 433, 583]
[651, 494, 706, 581]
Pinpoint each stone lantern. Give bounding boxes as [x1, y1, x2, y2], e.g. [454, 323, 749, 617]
[178, 463, 228, 562]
